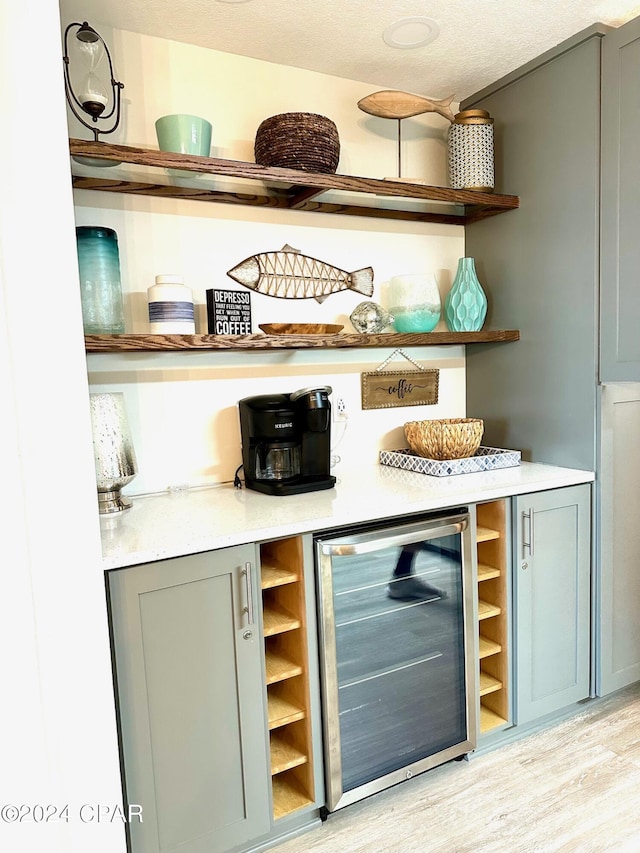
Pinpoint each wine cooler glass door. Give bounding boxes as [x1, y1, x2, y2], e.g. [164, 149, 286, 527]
[316, 511, 477, 812]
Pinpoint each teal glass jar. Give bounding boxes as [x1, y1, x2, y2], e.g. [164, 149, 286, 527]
[444, 257, 487, 332]
[76, 226, 125, 334]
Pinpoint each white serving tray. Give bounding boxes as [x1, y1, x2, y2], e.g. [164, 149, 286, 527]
[379, 446, 522, 477]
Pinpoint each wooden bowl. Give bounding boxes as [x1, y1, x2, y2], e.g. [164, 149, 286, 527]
[404, 418, 484, 460]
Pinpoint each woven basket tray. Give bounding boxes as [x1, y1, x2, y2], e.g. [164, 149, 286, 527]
[254, 112, 340, 173]
[405, 418, 484, 460]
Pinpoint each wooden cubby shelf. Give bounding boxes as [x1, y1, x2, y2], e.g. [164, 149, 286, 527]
[270, 730, 308, 774]
[475, 501, 510, 735]
[271, 775, 313, 821]
[262, 602, 301, 636]
[265, 648, 304, 685]
[479, 635, 502, 659]
[267, 688, 306, 730]
[260, 537, 315, 820]
[478, 599, 502, 620]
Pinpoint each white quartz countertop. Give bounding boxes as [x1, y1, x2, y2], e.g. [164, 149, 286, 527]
[100, 462, 594, 570]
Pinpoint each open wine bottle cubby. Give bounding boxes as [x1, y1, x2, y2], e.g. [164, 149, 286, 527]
[260, 536, 314, 820]
[476, 500, 510, 734]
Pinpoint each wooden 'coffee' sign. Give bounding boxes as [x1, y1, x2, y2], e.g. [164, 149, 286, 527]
[361, 368, 439, 410]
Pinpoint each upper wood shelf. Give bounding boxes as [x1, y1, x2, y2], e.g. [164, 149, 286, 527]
[69, 139, 520, 226]
[85, 330, 520, 352]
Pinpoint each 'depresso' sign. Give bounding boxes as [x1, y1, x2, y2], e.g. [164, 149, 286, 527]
[206, 288, 252, 335]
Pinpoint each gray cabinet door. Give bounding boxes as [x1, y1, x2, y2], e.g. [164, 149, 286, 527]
[108, 546, 271, 853]
[601, 15, 640, 381]
[598, 384, 640, 694]
[513, 485, 591, 724]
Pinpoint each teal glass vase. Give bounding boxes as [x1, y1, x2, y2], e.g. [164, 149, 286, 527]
[444, 257, 487, 332]
[76, 226, 125, 334]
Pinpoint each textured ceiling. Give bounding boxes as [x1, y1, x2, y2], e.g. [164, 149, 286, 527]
[59, 0, 640, 99]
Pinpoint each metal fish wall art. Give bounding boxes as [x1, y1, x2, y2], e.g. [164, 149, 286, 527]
[357, 90, 456, 123]
[227, 244, 374, 303]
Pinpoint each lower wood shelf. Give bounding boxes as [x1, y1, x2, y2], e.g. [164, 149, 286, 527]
[480, 705, 508, 734]
[84, 330, 520, 352]
[271, 774, 314, 820]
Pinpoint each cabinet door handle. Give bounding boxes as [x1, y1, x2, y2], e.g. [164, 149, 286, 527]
[522, 508, 535, 557]
[241, 562, 254, 626]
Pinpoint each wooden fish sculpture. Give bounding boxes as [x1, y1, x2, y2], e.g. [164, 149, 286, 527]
[227, 245, 374, 303]
[357, 90, 456, 123]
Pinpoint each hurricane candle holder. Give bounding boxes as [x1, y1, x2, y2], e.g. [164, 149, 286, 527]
[89, 392, 138, 514]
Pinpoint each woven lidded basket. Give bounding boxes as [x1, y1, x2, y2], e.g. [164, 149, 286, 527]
[404, 418, 484, 460]
[254, 112, 340, 173]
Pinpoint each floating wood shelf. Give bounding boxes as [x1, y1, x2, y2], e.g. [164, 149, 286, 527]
[70, 138, 519, 226]
[85, 330, 520, 352]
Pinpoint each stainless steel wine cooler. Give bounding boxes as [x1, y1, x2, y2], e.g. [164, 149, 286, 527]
[315, 510, 477, 812]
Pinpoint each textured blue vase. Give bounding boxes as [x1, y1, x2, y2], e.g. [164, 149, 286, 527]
[444, 257, 487, 332]
[76, 226, 125, 334]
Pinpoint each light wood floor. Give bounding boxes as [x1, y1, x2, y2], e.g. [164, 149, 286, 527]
[271, 684, 640, 853]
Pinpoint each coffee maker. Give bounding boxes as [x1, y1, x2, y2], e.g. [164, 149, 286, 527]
[238, 387, 336, 495]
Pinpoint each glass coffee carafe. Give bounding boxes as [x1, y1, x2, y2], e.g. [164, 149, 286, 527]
[255, 441, 301, 481]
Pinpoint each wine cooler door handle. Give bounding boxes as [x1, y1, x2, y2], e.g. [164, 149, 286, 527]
[241, 561, 254, 626]
[320, 516, 468, 556]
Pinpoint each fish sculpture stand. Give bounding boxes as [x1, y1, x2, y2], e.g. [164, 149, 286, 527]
[227, 244, 374, 304]
[357, 89, 456, 180]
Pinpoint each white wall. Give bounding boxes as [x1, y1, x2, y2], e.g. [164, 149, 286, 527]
[1, 3, 125, 852]
[72, 28, 467, 495]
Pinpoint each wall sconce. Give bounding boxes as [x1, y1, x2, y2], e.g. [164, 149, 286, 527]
[63, 21, 124, 142]
[89, 393, 138, 514]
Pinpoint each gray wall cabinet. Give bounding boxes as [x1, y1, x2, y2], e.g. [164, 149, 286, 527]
[513, 485, 591, 724]
[463, 27, 603, 473]
[108, 546, 271, 853]
[463, 23, 640, 696]
[601, 15, 640, 381]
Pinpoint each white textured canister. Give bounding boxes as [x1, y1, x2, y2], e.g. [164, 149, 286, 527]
[147, 274, 196, 333]
[448, 109, 495, 192]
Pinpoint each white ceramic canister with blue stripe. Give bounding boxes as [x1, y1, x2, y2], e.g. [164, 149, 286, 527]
[147, 274, 196, 333]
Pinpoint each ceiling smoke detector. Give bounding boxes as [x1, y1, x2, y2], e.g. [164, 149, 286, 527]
[383, 16, 440, 50]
